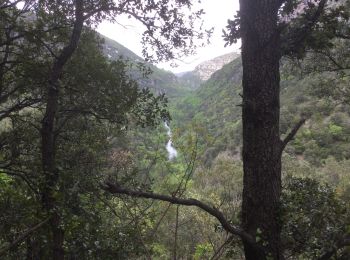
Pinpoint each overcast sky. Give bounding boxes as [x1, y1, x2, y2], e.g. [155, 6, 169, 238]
[97, 0, 240, 73]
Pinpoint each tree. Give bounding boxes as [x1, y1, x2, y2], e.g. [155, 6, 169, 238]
[205, 0, 350, 257]
[224, 0, 350, 258]
[237, 1, 284, 258]
[0, 27, 164, 258]
[281, 177, 349, 259]
[1, 1, 209, 259]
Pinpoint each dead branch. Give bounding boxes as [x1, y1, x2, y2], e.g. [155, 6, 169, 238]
[102, 181, 258, 249]
[281, 118, 306, 151]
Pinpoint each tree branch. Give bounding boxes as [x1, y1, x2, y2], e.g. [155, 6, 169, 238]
[317, 235, 350, 260]
[210, 235, 234, 260]
[102, 181, 259, 249]
[0, 218, 49, 257]
[281, 118, 306, 151]
[311, 49, 347, 71]
[1, 168, 39, 195]
[282, 0, 328, 55]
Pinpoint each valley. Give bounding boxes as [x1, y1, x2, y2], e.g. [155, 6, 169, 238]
[1, 1, 350, 259]
[97, 33, 350, 259]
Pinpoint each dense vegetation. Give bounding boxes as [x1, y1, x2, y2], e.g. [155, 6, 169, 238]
[168, 53, 350, 258]
[1, 0, 350, 259]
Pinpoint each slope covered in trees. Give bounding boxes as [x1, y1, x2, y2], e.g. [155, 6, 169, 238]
[166, 54, 350, 258]
[1, 0, 350, 259]
[172, 55, 350, 166]
[101, 34, 194, 97]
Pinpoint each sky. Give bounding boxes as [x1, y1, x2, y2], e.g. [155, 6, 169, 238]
[97, 0, 240, 73]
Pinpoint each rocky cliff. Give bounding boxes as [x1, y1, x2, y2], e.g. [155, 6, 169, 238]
[193, 52, 239, 81]
[177, 52, 240, 90]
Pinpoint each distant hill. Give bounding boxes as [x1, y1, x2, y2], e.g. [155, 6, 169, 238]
[99, 32, 350, 168]
[171, 57, 243, 162]
[171, 55, 350, 165]
[99, 35, 242, 96]
[176, 52, 240, 90]
[99, 34, 189, 97]
[101, 35, 143, 61]
[191, 52, 240, 81]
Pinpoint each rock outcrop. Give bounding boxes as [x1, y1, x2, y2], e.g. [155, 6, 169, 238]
[193, 52, 239, 81]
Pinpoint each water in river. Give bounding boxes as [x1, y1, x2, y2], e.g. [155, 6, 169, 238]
[164, 122, 178, 160]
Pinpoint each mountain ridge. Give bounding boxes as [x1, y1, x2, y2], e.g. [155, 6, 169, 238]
[191, 52, 240, 81]
[100, 32, 241, 94]
[171, 54, 350, 166]
[100, 33, 188, 96]
[176, 52, 240, 90]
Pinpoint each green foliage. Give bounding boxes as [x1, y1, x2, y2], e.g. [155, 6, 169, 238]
[151, 243, 169, 259]
[0, 6, 172, 257]
[171, 58, 243, 165]
[193, 242, 213, 259]
[281, 177, 349, 259]
[167, 16, 350, 257]
[2, 1, 350, 259]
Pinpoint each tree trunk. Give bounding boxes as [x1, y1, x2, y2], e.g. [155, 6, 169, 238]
[173, 205, 179, 260]
[41, 69, 64, 260]
[26, 237, 40, 260]
[240, 0, 283, 259]
[40, 1, 84, 259]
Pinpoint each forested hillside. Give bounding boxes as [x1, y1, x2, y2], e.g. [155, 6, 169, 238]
[102, 35, 191, 97]
[1, 1, 350, 259]
[167, 50, 350, 258]
[172, 58, 243, 162]
[172, 55, 350, 166]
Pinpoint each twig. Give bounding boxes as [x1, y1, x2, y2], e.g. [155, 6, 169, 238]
[281, 118, 306, 151]
[148, 202, 172, 238]
[0, 218, 49, 257]
[210, 236, 234, 260]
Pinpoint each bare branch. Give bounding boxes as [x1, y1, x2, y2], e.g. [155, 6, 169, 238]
[210, 235, 234, 260]
[0, 218, 49, 257]
[102, 181, 259, 249]
[281, 118, 306, 151]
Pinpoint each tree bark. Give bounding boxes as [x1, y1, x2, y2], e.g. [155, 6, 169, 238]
[173, 205, 179, 260]
[40, 1, 84, 259]
[240, 0, 283, 259]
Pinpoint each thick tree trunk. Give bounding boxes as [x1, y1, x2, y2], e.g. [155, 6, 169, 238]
[40, 1, 84, 259]
[41, 70, 63, 260]
[239, 0, 283, 259]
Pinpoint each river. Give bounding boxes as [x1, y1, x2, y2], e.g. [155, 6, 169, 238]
[164, 122, 178, 160]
